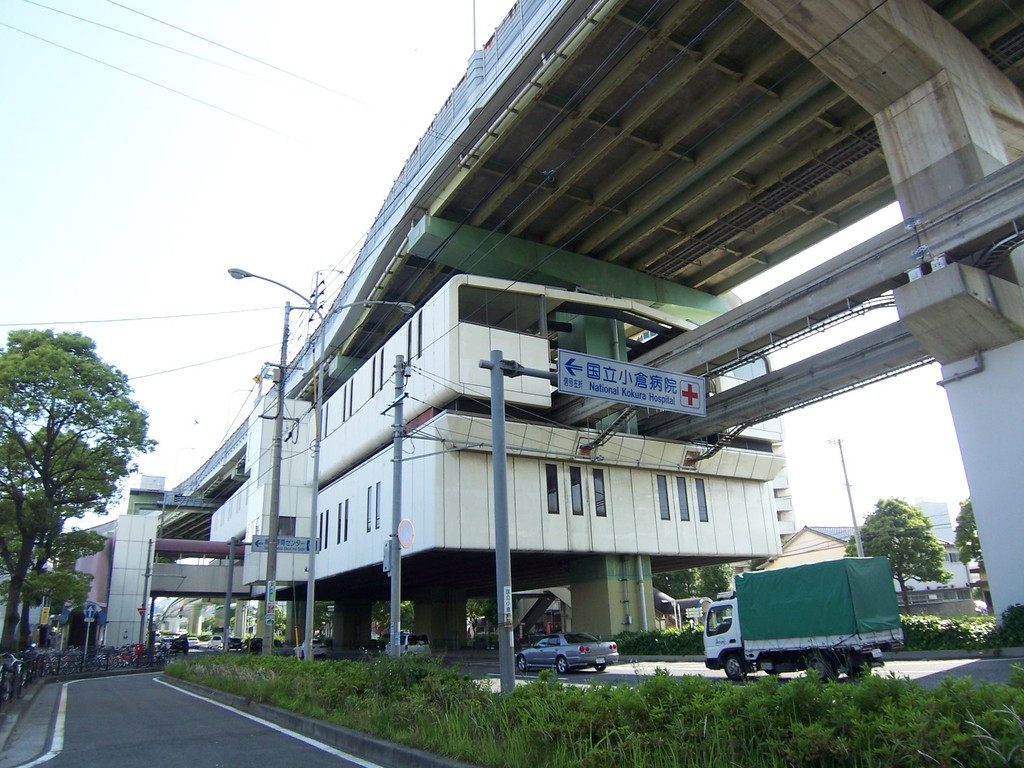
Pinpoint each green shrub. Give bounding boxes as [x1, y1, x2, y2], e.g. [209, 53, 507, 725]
[993, 604, 1024, 647]
[900, 615, 997, 651]
[167, 655, 1024, 767]
[613, 627, 704, 656]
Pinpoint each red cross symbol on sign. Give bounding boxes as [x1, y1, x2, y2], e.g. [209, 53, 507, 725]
[681, 383, 700, 406]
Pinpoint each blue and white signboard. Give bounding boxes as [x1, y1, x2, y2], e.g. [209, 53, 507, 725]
[557, 349, 706, 416]
[251, 536, 312, 554]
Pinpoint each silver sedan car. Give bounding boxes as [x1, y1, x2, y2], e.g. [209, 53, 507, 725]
[515, 632, 619, 674]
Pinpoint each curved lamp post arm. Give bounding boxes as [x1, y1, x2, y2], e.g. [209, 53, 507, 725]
[229, 267, 414, 662]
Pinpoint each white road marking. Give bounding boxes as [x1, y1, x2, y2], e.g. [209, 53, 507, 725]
[154, 676, 386, 767]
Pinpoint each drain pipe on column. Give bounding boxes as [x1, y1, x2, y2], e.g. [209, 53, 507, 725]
[636, 555, 648, 631]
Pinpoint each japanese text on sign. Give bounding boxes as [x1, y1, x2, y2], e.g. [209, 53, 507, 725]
[557, 349, 705, 416]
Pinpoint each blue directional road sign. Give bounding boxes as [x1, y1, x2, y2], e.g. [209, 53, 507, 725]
[556, 349, 706, 416]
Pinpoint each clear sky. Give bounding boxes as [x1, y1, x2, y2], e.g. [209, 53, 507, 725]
[1, 2, 969, 534]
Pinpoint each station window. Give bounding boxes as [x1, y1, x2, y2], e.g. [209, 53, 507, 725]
[545, 464, 559, 514]
[676, 477, 690, 521]
[338, 500, 347, 544]
[657, 475, 670, 520]
[695, 478, 709, 522]
[323, 510, 329, 549]
[459, 285, 543, 335]
[375, 481, 382, 529]
[593, 468, 607, 517]
[318, 512, 324, 551]
[570, 466, 584, 515]
[366, 486, 372, 533]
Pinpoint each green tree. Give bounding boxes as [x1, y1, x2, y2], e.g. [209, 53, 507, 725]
[373, 600, 415, 637]
[0, 330, 152, 650]
[16, 528, 104, 646]
[954, 498, 989, 609]
[954, 499, 983, 567]
[653, 564, 734, 599]
[466, 597, 496, 628]
[846, 497, 951, 612]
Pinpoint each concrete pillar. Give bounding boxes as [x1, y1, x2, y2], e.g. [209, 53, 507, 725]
[568, 555, 654, 639]
[744, 0, 1024, 623]
[895, 265, 1024, 618]
[332, 601, 373, 650]
[741, 0, 1024, 213]
[414, 589, 468, 650]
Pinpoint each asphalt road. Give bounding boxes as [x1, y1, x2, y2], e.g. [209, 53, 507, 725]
[1, 673, 393, 768]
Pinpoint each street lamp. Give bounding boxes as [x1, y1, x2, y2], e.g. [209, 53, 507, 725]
[229, 267, 413, 660]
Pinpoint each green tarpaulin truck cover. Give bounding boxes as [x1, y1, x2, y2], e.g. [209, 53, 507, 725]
[734, 557, 901, 641]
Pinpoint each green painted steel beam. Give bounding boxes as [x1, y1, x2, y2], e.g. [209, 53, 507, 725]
[404, 216, 729, 324]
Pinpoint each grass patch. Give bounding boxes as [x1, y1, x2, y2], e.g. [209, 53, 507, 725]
[166, 655, 1024, 767]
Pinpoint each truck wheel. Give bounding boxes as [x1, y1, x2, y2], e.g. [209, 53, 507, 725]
[848, 662, 870, 679]
[724, 654, 747, 682]
[807, 653, 836, 682]
[556, 656, 570, 674]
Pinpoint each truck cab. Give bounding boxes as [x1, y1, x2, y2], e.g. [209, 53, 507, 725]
[703, 594, 747, 681]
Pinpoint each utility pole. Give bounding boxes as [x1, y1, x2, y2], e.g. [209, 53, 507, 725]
[480, 351, 556, 694]
[388, 355, 407, 656]
[263, 302, 291, 655]
[830, 438, 864, 557]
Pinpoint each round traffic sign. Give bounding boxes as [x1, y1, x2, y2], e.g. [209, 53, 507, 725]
[397, 519, 415, 549]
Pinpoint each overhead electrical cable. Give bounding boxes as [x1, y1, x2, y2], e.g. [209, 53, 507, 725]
[0, 21, 293, 138]
[20, 0, 256, 76]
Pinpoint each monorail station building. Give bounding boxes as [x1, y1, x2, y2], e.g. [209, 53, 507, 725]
[152, 0, 1022, 650]
[208, 275, 787, 647]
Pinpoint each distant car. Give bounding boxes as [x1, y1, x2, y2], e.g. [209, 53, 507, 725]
[300, 640, 329, 659]
[516, 632, 619, 674]
[227, 637, 244, 652]
[208, 634, 224, 650]
[169, 634, 190, 654]
[187, 636, 201, 649]
[245, 637, 263, 654]
[400, 632, 431, 657]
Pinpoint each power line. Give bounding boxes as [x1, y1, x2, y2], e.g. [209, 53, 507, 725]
[128, 343, 276, 382]
[103, 0, 369, 106]
[0, 20, 294, 139]
[20, 0, 256, 77]
[0, 306, 277, 327]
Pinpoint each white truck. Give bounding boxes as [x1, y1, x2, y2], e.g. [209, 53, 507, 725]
[704, 557, 904, 681]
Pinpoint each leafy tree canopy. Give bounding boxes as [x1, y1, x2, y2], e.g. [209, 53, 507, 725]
[846, 497, 951, 612]
[954, 498, 983, 567]
[653, 564, 734, 600]
[0, 329, 152, 649]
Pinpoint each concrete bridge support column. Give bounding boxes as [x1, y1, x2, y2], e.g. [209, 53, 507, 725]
[568, 555, 654, 639]
[744, 0, 1024, 620]
[414, 589, 468, 650]
[332, 601, 372, 650]
[895, 265, 1024, 618]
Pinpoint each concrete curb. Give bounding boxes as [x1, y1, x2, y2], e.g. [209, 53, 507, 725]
[163, 676, 479, 768]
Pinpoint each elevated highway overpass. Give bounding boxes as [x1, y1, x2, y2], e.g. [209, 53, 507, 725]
[168, 0, 1024, 644]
